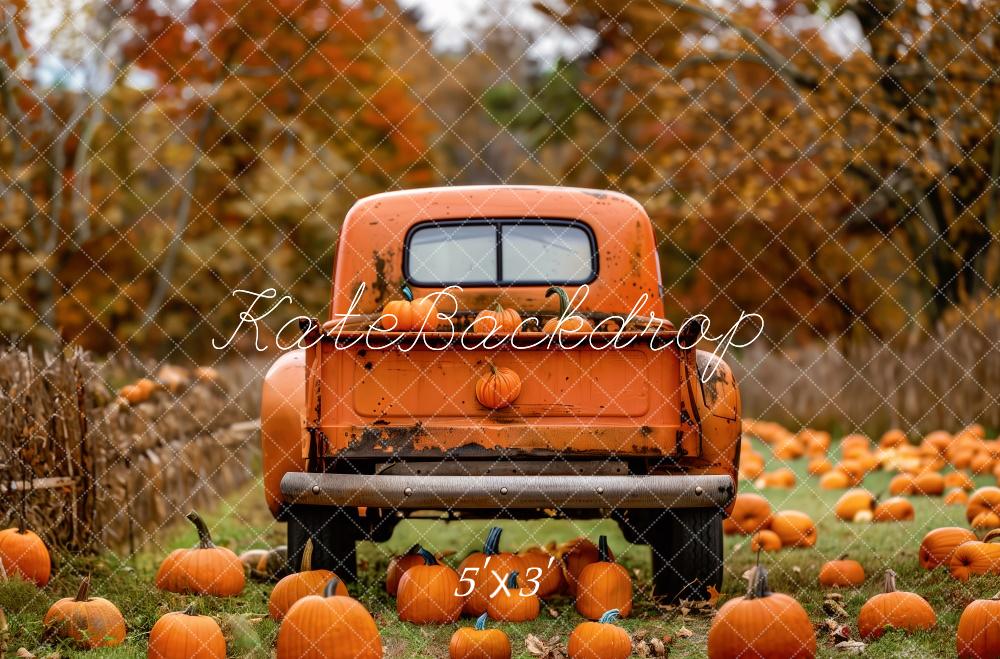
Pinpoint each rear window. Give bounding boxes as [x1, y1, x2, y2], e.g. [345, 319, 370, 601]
[405, 219, 596, 286]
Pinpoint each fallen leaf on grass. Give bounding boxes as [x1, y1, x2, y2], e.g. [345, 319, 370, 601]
[525, 634, 567, 659]
[835, 640, 866, 654]
[547, 606, 559, 618]
[676, 626, 693, 639]
[15, 650, 33, 659]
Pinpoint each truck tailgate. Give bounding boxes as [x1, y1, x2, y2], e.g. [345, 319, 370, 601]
[305, 333, 691, 457]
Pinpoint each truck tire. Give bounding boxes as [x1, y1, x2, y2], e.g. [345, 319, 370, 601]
[286, 504, 358, 582]
[648, 507, 723, 602]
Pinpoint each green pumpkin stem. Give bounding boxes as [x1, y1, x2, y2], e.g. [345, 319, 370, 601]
[400, 281, 414, 302]
[300, 539, 314, 572]
[598, 536, 610, 563]
[484, 527, 502, 556]
[323, 577, 341, 598]
[418, 547, 438, 566]
[182, 601, 199, 617]
[545, 286, 570, 318]
[186, 511, 215, 549]
[475, 612, 488, 631]
[746, 565, 772, 600]
[598, 609, 621, 624]
[883, 569, 897, 593]
[492, 303, 503, 313]
[506, 570, 519, 589]
[75, 575, 91, 602]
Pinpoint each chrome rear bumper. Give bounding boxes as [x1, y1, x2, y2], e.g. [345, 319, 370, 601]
[280, 472, 734, 509]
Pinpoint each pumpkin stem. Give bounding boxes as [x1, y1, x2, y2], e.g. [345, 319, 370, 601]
[475, 612, 488, 631]
[400, 281, 414, 302]
[598, 609, 621, 624]
[985, 529, 1000, 543]
[486, 362, 498, 376]
[406, 543, 421, 556]
[75, 575, 91, 602]
[186, 511, 215, 548]
[598, 536, 610, 563]
[418, 547, 438, 566]
[745, 565, 772, 600]
[882, 569, 897, 593]
[506, 570, 519, 589]
[323, 577, 341, 598]
[492, 303, 503, 313]
[182, 601, 199, 617]
[484, 527, 502, 556]
[545, 286, 570, 318]
[300, 539, 314, 572]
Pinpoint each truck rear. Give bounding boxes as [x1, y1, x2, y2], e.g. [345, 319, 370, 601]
[261, 186, 741, 601]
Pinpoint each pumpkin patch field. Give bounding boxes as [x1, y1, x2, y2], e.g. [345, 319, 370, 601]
[0, 423, 998, 657]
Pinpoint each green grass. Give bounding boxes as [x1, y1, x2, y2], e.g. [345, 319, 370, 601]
[3, 452, 999, 657]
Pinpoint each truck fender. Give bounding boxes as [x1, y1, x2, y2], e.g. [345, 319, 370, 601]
[261, 349, 308, 518]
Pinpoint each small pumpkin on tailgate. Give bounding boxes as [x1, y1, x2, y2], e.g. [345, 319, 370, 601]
[277, 577, 381, 659]
[542, 286, 593, 334]
[148, 602, 226, 659]
[474, 303, 523, 334]
[380, 283, 439, 332]
[575, 536, 633, 620]
[43, 576, 126, 648]
[155, 511, 244, 596]
[398, 548, 464, 623]
[486, 570, 540, 622]
[269, 539, 346, 621]
[450, 613, 511, 659]
[568, 609, 631, 659]
[475, 364, 522, 410]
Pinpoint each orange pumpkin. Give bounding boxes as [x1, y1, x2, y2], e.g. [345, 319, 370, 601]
[968, 487, 1000, 529]
[148, 603, 226, 659]
[818, 557, 865, 587]
[857, 570, 935, 639]
[43, 576, 125, 648]
[913, 471, 945, 495]
[460, 527, 524, 616]
[474, 304, 522, 335]
[574, 536, 633, 620]
[268, 539, 346, 621]
[561, 536, 611, 596]
[486, 570, 540, 622]
[0, 523, 50, 586]
[879, 428, 908, 448]
[769, 511, 817, 548]
[819, 469, 851, 490]
[707, 565, 816, 658]
[751, 530, 782, 552]
[957, 596, 1000, 659]
[380, 284, 439, 331]
[542, 286, 593, 334]
[945, 471, 975, 491]
[386, 544, 426, 597]
[567, 609, 631, 659]
[475, 365, 522, 410]
[807, 457, 833, 475]
[398, 548, 464, 624]
[920, 527, 977, 569]
[946, 488, 970, 505]
[723, 493, 772, 535]
[277, 578, 381, 659]
[889, 473, 915, 496]
[739, 452, 766, 480]
[949, 530, 1000, 581]
[518, 544, 564, 599]
[155, 511, 245, 596]
[755, 467, 796, 489]
[834, 489, 876, 522]
[449, 613, 511, 659]
[873, 496, 915, 522]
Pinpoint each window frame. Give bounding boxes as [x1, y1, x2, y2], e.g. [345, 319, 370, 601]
[402, 217, 599, 288]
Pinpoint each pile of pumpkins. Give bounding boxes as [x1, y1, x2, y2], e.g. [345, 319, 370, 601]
[117, 364, 220, 405]
[724, 492, 818, 552]
[0, 515, 638, 659]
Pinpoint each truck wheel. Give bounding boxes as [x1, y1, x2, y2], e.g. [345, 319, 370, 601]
[286, 504, 358, 582]
[649, 507, 723, 602]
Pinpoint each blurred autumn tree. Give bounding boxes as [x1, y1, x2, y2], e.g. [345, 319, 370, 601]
[546, 0, 999, 343]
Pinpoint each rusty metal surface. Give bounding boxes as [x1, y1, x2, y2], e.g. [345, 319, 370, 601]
[376, 459, 628, 476]
[280, 472, 734, 509]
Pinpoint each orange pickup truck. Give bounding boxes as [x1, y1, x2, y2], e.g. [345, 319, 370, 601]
[261, 185, 741, 601]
